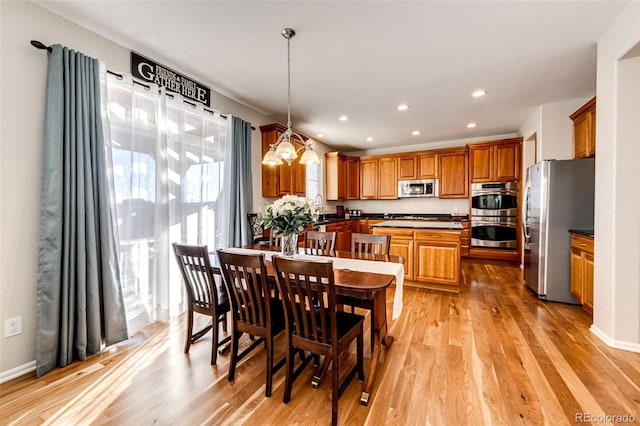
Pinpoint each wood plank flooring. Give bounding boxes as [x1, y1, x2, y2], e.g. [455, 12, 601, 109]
[2, 259, 639, 425]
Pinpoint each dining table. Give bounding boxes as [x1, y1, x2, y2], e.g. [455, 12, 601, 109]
[217, 245, 405, 406]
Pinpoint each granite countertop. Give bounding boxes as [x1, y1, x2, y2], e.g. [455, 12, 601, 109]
[371, 220, 464, 230]
[314, 213, 468, 226]
[569, 229, 595, 238]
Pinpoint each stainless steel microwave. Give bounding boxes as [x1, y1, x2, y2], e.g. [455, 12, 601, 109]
[398, 179, 439, 198]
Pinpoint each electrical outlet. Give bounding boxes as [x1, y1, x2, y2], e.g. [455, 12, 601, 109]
[5, 316, 22, 337]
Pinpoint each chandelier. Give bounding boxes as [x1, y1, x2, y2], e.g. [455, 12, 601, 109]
[262, 28, 320, 166]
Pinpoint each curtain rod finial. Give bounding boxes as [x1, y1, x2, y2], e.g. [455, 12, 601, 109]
[31, 40, 52, 53]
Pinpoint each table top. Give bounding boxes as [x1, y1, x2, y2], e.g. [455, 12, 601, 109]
[221, 245, 401, 295]
[243, 244, 405, 264]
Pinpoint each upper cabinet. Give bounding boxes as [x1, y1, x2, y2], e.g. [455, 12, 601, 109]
[260, 123, 307, 197]
[398, 155, 417, 180]
[570, 97, 596, 159]
[325, 152, 346, 200]
[398, 152, 438, 180]
[326, 152, 360, 200]
[468, 138, 521, 183]
[417, 153, 438, 179]
[345, 157, 360, 200]
[438, 147, 468, 198]
[378, 157, 398, 199]
[359, 157, 378, 199]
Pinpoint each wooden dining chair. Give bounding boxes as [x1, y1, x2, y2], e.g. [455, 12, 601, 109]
[351, 232, 391, 255]
[217, 250, 287, 397]
[269, 232, 282, 247]
[172, 243, 231, 365]
[272, 256, 364, 426]
[303, 230, 337, 255]
[345, 233, 391, 336]
[247, 213, 269, 245]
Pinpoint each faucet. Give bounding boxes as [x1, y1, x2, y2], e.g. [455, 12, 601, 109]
[314, 194, 325, 220]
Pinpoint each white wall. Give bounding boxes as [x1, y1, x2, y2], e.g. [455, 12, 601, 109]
[0, 1, 275, 379]
[519, 97, 591, 171]
[591, 1, 640, 351]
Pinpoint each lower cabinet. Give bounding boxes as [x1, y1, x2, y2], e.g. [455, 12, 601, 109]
[570, 233, 594, 314]
[373, 227, 461, 288]
[386, 229, 414, 281]
[326, 220, 353, 252]
[414, 230, 461, 287]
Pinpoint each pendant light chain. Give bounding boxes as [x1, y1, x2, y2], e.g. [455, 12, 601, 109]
[286, 32, 292, 130]
[261, 27, 320, 167]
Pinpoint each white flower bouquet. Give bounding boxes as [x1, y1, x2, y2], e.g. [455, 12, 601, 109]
[259, 195, 319, 237]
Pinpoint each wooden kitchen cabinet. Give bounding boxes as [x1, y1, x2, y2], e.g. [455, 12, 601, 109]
[398, 152, 438, 180]
[459, 220, 470, 257]
[414, 230, 461, 288]
[438, 147, 468, 198]
[570, 233, 594, 314]
[570, 97, 596, 159]
[378, 156, 398, 199]
[326, 220, 353, 251]
[345, 157, 360, 200]
[260, 123, 306, 197]
[325, 152, 346, 200]
[374, 227, 413, 280]
[417, 153, 438, 179]
[468, 138, 521, 183]
[360, 157, 378, 199]
[398, 155, 417, 180]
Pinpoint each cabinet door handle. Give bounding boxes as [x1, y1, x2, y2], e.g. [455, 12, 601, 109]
[579, 243, 587, 247]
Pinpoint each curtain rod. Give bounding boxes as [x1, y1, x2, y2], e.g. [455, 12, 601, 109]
[30, 40, 256, 131]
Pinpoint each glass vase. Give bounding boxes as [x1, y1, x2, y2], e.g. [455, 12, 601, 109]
[281, 233, 299, 257]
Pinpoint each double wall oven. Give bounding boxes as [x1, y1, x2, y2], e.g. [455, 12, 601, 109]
[471, 182, 518, 249]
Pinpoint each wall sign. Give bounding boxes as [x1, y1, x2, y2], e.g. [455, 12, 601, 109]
[131, 51, 211, 107]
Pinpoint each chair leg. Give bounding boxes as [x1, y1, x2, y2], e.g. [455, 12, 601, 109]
[184, 308, 194, 353]
[265, 336, 273, 397]
[222, 312, 228, 333]
[357, 327, 365, 381]
[228, 330, 240, 381]
[283, 340, 295, 404]
[331, 352, 339, 426]
[211, 317, 219, 365]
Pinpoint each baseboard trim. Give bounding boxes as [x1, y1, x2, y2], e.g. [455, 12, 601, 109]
[0, 360, 36, 384]
[590, 325, 640, 353]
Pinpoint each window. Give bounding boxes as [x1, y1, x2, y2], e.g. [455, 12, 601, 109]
[306, 158, 322, 202]
[105, 75, 227, 333]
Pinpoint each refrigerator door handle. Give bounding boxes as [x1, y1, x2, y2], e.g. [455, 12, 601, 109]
[522, 184, 532, 242]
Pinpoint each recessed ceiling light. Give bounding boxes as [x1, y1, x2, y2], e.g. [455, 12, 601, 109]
[366, 137, 373, 142]
[316, 133, 324, 138]
[397, 104, 409, 111]
[472, 90, 487, 98]
[412, 130, 420, 136]
[339, 115, 349, 121]
[466, 122, 477, 128]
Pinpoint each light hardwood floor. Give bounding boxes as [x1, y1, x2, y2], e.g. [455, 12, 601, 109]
[2, 260, 639, 425]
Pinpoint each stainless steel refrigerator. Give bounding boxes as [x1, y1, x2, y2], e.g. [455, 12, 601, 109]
[523, 158, 595, 303]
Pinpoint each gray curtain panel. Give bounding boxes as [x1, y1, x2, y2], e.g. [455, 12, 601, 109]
[227, 117, 253, 246]
[36, 45, 128, 377]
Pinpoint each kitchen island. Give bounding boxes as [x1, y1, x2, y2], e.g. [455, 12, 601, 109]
[372, 220, 463, 292]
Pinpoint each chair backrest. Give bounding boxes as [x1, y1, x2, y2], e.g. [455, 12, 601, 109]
[247, 213, 264, 239]
[351, 233, 391, 255]
[173, 243, 225, 310]
[269, 232, 282, 247]
[272, 256, 337, 345]
[217, 250, 272, 328]
[303, 231, 337, 253]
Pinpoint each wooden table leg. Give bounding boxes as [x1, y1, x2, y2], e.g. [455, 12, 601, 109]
[360, 289, 393, 406]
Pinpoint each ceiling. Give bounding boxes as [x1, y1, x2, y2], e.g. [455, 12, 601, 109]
[36, 1, 630, 152]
